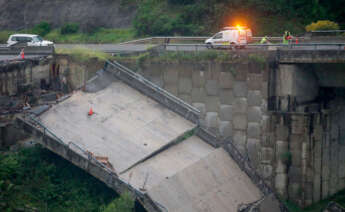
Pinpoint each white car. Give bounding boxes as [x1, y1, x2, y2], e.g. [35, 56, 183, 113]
[205, 26, 252, 49]
[7, 34, 54, 47]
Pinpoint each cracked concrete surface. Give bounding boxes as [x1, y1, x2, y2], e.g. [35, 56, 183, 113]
[38, 70, 264, 211]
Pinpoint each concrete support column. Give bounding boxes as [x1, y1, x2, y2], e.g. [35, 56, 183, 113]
[276, 64, 319, 111]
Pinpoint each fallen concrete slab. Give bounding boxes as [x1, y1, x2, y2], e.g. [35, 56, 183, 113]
[148, 148, 263, 212]
[18, 63, 283, 212]
[120, 135, 214, 191]
[39, 73, 195, 173]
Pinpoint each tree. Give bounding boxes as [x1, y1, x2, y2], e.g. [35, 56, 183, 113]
[102, 192, 134, 212]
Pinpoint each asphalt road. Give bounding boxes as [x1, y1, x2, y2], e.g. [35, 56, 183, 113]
[56, 43, 345, 52]
[56, 44, 151, 53]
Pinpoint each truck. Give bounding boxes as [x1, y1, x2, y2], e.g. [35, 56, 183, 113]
[205, 26, 252, 49]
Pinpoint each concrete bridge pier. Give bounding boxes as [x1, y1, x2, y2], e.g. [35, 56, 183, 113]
[270, 64, 319, 112]
[269, 62, 345, 207]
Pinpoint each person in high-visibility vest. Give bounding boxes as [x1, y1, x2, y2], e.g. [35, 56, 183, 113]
[260, 36, 268, 44]
[283, 31, 289, 44]
[283, 31, 292, 44]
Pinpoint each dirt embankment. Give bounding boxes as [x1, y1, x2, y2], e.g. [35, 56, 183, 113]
[0, 0, 136, 30]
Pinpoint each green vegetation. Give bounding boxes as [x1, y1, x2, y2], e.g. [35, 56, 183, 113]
[45, 28, 135, 44]
[306, 20, 340, 32]
[0, 27, 135, 44]
[133, 0, 204, 36]
[56, 47, 112, 62]
[280, 151, 292, 167]
[32, 21, 51, 36]
[284, 190, 345, 212]
[61, 23, 80, 35]
[0, 145, 135, 212]
[0, 31, 12, 43]
[101, 192, 134, 212]
[1, 1, 344, 44]
[132, 0, 344, 36]
[114, 51, 254, 64]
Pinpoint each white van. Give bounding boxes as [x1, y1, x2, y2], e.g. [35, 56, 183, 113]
[205, 27, 252, 49]
[7, 34, 54, 47]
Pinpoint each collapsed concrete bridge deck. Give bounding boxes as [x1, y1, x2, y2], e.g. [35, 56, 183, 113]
[18, 61, 283, 212]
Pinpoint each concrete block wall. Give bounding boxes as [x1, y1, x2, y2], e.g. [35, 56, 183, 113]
[269, 63, 345, 206]
[55, 55, 104, 90]
[136, 61, 270, 174]
[0, 59, 51, 96]
[131, 60, 345, 207]
[0, 55, 100, 97]
[268, 108, 345, 207]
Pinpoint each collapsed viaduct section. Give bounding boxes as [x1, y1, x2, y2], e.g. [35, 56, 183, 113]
[9, 48, 345, 210]
[16, 60, 284, 212]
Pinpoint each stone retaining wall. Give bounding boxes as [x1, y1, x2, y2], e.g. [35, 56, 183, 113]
[129, 60, 270, 174]
[125, 59, 345, 207]
[0, 58, 50, 96]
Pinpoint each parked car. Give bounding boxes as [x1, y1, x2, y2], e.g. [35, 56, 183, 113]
[7, 34, 54, 47]
[205, 26, 252, 49]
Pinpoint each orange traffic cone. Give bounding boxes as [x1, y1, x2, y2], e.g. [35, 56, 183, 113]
[88, 108, 93, 116]
[20, 49, 25, 59]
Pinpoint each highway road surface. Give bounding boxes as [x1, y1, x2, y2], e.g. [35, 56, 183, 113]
[56, 44, 152, 53]
[56, 43, 345, 53]
[1, 41, 344, 62]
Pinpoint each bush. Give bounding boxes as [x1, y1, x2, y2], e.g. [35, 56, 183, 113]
[55, 47, 111, 62]
[101, 192, 134, 212]
[0, 31, 13, 43]
[32, 21, 51, 36]
[61, 23, 79, 34]
[305, 20, 339, 32]
[133, 0, 204, 36]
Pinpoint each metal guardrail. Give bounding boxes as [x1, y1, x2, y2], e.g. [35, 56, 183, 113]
[0, 45, 54, 55]
[195, 126, 288, 211]
[117, 36, 293, 45]
[24, 114, 167, 212]
[104, 60, 200, 123]
[162, 43, 345, 52]
[221, 133, 289, 212]
[311, 30, 345, 33]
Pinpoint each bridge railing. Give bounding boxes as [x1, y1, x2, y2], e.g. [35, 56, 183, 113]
[196, 126, 289, 211]
[23, 114, 167, 212]
[161, 43, 345, 52]
[104, 60, 200, 124]
[0, 45, 54, 55]
[117, 36, 299, 45]
[308, 30, 345, 37]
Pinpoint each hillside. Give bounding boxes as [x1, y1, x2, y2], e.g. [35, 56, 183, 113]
[133, 0, 344, 36]
[0, 0, 343, 37]
[0, 0, 136, 31]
